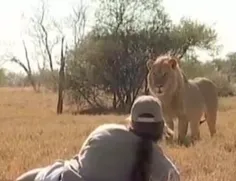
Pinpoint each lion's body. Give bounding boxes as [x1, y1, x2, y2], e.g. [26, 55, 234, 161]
[146, 55, 218, 144]
[190, 77, 218, 129]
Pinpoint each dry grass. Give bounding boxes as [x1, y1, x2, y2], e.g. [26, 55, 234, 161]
[0, 87, 236, 181]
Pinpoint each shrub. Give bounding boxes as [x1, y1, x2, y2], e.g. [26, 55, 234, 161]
[206, 72, 235, 97]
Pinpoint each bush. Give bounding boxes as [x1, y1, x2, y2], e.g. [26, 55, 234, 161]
[206, 71, 235, 97]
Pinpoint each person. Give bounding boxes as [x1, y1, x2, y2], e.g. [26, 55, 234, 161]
[16, 95, 180, 181]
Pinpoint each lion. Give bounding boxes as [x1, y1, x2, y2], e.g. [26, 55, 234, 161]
[146, 54, 218, 144]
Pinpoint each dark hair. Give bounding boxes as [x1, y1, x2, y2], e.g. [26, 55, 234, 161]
[130, 138, 153, 181]
[129, 113, 164, 181]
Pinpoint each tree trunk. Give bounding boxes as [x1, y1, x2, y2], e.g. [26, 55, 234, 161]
[57, 36, 65, 114]
[112, 92, 117, 109]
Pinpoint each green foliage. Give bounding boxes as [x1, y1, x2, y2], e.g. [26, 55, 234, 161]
[5, 72, 28, 87]
[207, 71, 235, 97]
[225, 52, 236, 79]
[181, 53, 235, 97]
[37, 69, 59, 91]
[178, 18, 217, 48]
[181, 53, 207, 78]
[168, 18, 218, 57]
[0, 68, 7, 86]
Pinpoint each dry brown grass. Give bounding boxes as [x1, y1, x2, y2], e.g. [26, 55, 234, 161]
[0, 87, 236, 181]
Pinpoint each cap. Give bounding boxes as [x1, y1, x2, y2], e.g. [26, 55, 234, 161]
[129, 95, 164, 123]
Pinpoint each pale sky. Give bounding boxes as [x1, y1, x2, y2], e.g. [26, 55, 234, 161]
[0, 0, 235, 74]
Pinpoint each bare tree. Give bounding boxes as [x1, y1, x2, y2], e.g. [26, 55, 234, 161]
[28, 0, 60, 91]
[71, 2, 88, 49]
[10, 40, 38, 92]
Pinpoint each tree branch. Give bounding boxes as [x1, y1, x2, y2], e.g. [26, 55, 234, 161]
[22, 40, 32, 74]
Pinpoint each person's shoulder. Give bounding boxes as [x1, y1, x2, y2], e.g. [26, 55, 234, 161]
[151, 145, 181, 180]
[94, 123, 127, 132]
[167, 168, 181, 181]
[86, 123, 128, 140]
[151, 167, 180, 181]
[153, 146, 179, 170]
[79, 123, 135, 153]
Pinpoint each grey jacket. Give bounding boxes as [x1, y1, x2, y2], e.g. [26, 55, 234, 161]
[16, 124, 180, 181]
[76, 123, 180, 181]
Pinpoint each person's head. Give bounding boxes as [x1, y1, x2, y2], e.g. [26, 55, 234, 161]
[127, 95, 167, 181]
[127, 95, 165, 142]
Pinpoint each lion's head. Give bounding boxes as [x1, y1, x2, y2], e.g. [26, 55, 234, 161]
[147, 55, 182, 97]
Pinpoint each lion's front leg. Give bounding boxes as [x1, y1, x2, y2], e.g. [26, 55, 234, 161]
[177, 113, 188, 145]
[189, 118, 201, 143]
[164, 115, 174, 143]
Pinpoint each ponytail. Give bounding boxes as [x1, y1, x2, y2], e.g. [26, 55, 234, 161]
[130, 138, 153, 181]
[129, 113, 164, 181]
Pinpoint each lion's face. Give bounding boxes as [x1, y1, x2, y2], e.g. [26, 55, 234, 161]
[147, 56, 178, 97]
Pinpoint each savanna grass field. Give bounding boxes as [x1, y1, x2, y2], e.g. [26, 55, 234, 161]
[1, 87, 236, 181]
